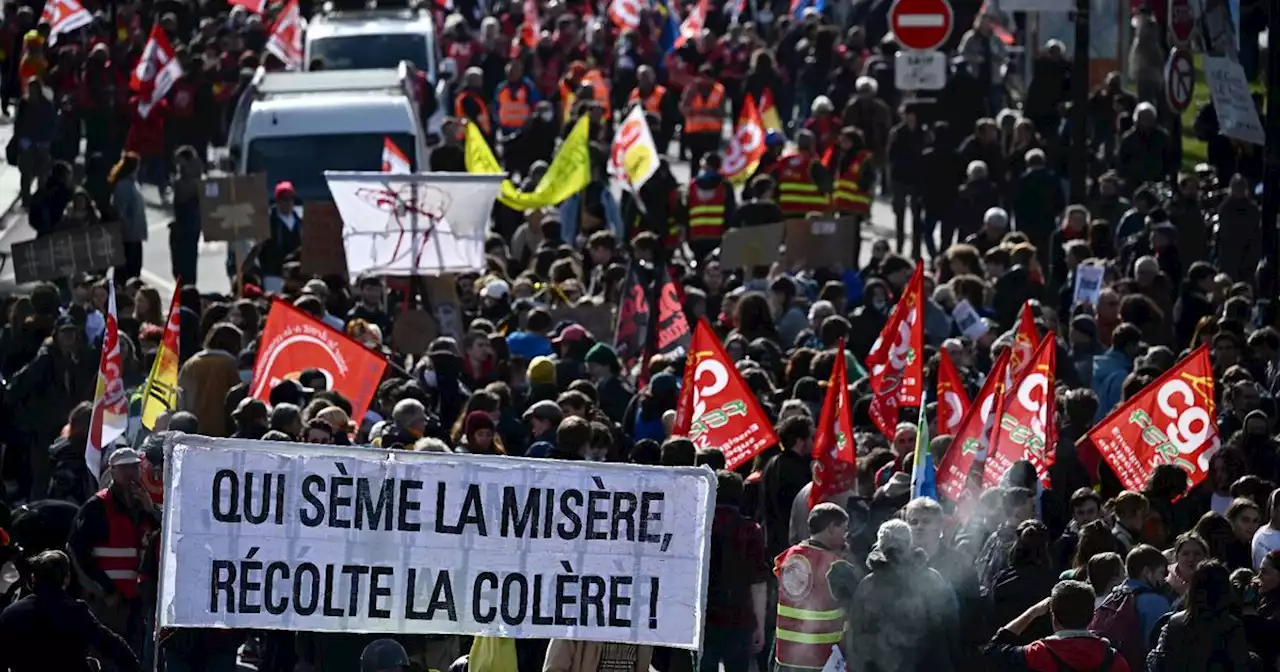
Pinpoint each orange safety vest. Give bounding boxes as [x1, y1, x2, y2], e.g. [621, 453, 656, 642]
[687, 181, 727, 240]
[629, 84, 667, 118]
[775, 152, 829, 217]
[455, 90, 492, 136]
[775, 542, 846, 670]
[90, 488, 153, 600]
[683, 83, 724, 135]
[582, 69, 612, 117]
[496, 83, 532, 130]
[832, 150, 873, 215]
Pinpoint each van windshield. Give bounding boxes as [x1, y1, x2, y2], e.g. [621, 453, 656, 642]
[246, 133, 417, 202]
[309, 34, 428, 71]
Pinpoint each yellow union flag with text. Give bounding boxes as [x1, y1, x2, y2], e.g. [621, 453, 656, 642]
[465, 117, 592, 211]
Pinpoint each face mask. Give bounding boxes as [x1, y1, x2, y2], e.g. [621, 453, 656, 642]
[538, 110, 554, 122]
[872, 298, 887, 310]
[239, 369, 253, 384]
[421, 369, 438, 389]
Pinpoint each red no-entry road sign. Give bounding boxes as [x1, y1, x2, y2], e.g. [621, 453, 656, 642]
[890, 0, 954, 52]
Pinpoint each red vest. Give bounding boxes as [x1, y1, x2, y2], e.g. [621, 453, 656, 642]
[832, 150, 873, 215]
[687, 181, 727, 240]
[775, 542, 846, 669]
[91, 488, 153, 599]
[774, 152, 828, 216]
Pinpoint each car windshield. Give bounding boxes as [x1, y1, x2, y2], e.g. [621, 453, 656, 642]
[246, 133, 416, 202]
[310, 33, 428, 71]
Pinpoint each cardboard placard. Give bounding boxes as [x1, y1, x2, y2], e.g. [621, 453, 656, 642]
[783, 217, 859, 270]
[720, 222, 784, 269]
[13, 224, 125, 284]
[301, 202, 349, 278]
[550, 300, 616, 344]
[200, 174, 270, 242]
[387, 275, 463, 357]
[390, 309, 437, 358]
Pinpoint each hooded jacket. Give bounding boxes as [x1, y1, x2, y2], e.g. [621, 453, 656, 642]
[1091, 348, 1133, 423]
[983, 628, 1129, 672]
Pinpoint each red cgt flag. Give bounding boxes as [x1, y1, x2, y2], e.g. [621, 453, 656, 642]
[251, 300, 388, 424]
[809, 341, 857, 508]
[936, 348, 1011, 501]
[936, 348, 970, 437]
[866, 262, 925, 438]
[1009, 301, 1041, 382]
[673, 319, 778, 470]
[1088, 345, 1219, 492]
[983, 333, 1058, 487]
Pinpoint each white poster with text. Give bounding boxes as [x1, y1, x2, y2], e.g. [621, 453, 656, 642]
[159, 437, 714, 649]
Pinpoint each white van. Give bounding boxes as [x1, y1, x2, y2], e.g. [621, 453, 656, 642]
[227, 65, 426, 202]
[304, 4, 449, 141]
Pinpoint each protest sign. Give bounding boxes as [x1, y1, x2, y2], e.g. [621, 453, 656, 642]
[301, 203, 349, 278]
[720, 223, 784, 269]
[1072, 263, 1105, 307]
[200, 174, 270, 242]
[1202, 56, 1264, 146]
[783, 218, 859, 270]
[951, 300, 987, 340]
[13, 224, 125, 284]
[158, 436, 714, 649]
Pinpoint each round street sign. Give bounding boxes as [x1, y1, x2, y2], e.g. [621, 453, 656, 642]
[1164, 47, 1195, 112]
[1168, 0, 1195, 45]
[889, 0, 954, 52]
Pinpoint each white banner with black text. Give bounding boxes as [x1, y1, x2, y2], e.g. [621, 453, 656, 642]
[158, 436, 714, 649]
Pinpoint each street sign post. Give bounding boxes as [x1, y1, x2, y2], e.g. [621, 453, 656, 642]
[889, 0, 954, 52]
[895, 51, 948, 90]
[1168, 0, 1195, 45]
[1163, 47, 1195, 112]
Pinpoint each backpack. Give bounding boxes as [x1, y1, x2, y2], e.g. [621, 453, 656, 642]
[1044, 644, 1115, 672]
[1088, 584, 1152, 670]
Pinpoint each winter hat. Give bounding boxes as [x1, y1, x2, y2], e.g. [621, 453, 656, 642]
[648, 372, 679, 397]
[527, 356, 557, 386]
[585, 343, 619, 370]
[1070, 314, 1098, 341]
[868, 518, 915, 564]
[464, 411, 496, 443]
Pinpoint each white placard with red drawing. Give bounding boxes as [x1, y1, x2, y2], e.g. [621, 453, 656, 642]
[324, 172, 504, 277]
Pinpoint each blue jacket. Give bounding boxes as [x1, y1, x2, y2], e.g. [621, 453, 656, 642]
[1091, 348, 1133, 422]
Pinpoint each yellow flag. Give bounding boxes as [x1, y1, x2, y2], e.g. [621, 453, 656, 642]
[140, 287, 182, 429]
[465, 117, 593, 211]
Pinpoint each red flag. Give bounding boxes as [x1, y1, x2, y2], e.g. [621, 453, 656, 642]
[229, 0, 267, 13]
[721, 95, 767, 184]
[1009, 302, 1041, 381]
[41, 0, 92, 44]
[87, 274, 126, 478]
[251, 300, 388, 423]
[866, 262, 925, 438]
[673, 319, 779, 470]
[809, 341, 857, 508]
[674, 0, 708, 48]
[936, 349, 1011, 501]
[520, 0, 541, 48]
[608, 0, 642, 31]
[983, 333, 1058, 487]
[130, 24, 183, 119]
[936, 348, 970, 437]
[1088, 345, 1219, 493]
[265, 0, 304, 70]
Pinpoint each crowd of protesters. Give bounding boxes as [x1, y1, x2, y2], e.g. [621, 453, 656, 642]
[0, 0, 1275, 671]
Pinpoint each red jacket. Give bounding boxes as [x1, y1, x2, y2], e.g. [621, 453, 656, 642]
[167, 79, 197, 119]
[984, 628, 1130, 672]
[124, 97, 167, 157]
